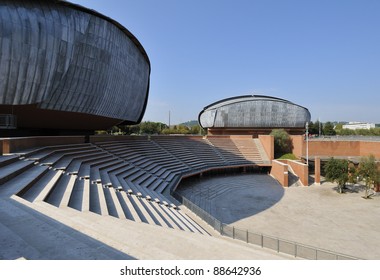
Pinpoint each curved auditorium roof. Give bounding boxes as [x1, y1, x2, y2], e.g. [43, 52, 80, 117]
[199, 95, 311, 129]
[0, 0, 150, 130]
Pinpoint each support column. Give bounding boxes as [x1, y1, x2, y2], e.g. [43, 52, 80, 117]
[315, 156, 321, 185]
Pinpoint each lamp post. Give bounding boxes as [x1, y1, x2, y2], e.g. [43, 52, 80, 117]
[306, 122, 309, 165]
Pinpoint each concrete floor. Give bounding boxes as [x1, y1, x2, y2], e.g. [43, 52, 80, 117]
[178, 173, 380, 260]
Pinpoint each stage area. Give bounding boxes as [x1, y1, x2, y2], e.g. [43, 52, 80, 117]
[177, 174, 380, 259]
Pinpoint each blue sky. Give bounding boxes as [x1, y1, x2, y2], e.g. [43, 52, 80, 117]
[73, 0, 380, 125]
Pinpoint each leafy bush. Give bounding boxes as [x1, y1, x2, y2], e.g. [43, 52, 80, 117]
[270, 129, 294, 158]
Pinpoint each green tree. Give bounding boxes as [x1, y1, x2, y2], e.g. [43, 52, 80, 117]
[308, 121, 321, 135]
[270, 129, 293, 158]
[324, 158, 354, 193]
[122, 121, 168, 135]
[357, 155, 380, 199]
[323, 122, 336, 136]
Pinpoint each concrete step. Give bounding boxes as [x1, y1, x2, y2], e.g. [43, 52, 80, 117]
[52, 174, 77, 208]
[23, 144, 95, 160]
[99, 169, 112, 187]
[127, 194, 156, 225]
[89, 182, 108, 216]
[45, 173, 71, 207]
[138, 198, 170, 228]
[172, 208, 209, 234]
[1, 165, 49, 198]
[156, 203, 192, 232]
[140, 175, 158, 189]
[68, 179, 85, 211]
[21, 169, 63, 202]
[53, 152, 110, 171]
[148, 202, 182, 230]
[0, 160, 35, 185]
[0, 155, 19, 168]
[109, 173, 142, 222]
[116, 189, 142, 222]
[105, 187, 127, 220]
[0, 197, 131, 260]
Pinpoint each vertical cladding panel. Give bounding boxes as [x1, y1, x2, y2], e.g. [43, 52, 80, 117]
[0, 0, 150, 123]
[202, 97, 310, 128]
[199, 109, 216, 128]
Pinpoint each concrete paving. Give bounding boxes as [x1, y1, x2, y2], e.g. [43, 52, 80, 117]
[178, 173, 380, 259]
[0, 197, 134, 260]
[0, 195, 292, 260]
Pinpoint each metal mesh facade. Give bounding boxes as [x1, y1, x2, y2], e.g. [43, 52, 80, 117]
[0, 0, 150, 129]
[199, 95, 311, 129]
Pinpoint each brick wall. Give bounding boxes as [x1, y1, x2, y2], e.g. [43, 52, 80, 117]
[2, 136, 85, 153]
[286, 160, 309, 186]
[291, 138, 380, 159]
[270, 160, 288, 187]
[259, 135, 274, 160]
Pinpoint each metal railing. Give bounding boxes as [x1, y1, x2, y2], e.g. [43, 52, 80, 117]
[309, 135, 380, 142]
[177, 195, 360, 260]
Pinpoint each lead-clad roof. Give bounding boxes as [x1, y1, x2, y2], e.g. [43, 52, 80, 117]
[0, 0, 150, 125]
[199, 95, 311, 128]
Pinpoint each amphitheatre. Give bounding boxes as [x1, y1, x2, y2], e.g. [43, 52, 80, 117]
[1, 0, 380, 260]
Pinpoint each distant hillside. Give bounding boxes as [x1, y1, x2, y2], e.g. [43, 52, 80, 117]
[180, 120, 199, 127]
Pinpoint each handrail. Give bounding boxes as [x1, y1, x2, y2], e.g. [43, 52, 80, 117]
[178, 194, 360, 260]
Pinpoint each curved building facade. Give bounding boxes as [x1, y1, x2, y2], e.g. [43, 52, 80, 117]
[199, 95, 311, 135]
[0, 0, 150, 132]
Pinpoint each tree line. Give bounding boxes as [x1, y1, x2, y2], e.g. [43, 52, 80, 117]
[308, 121, 380, 136]
[96, 121, 205, 135]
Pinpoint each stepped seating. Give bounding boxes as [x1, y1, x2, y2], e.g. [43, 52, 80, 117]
[21, 169, 63, 202]
[97, 140, 186, 194]
[182, 137, 226, 166]
[0, 155, 19, 167]
[253, 139, 271, 164]
[206, 137, 252, 165]
[231, 138, 265, 164]
[151, 137, 208, 170]
[0, 136, 272, 237]
[22, 144, 97, 162]
[0, 159, 35, 184]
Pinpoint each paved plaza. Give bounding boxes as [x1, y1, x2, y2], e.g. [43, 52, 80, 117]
[178, 173, 380, 259]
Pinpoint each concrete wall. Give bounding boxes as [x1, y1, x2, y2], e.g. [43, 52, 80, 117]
[270, 160, 288, 187]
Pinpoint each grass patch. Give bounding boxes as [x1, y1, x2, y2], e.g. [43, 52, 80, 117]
[277, 153, 298, 160]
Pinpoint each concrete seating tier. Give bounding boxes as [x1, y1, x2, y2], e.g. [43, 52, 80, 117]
[231, 138, 265, 164]
[151, 137, 207, 170]
[157, 136, 226, 167]
[96, 140, 188, 195]
[22, 143, 98, 162]
[1, 136, 270, 237]
[206, 137, 253, 165]
[0, 159, 35, 185]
